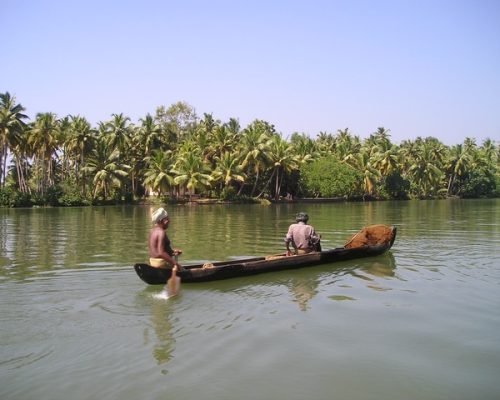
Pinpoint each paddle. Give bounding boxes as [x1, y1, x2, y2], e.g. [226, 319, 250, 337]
[165, 253, 181, 298]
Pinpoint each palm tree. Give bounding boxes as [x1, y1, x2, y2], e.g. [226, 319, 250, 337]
[82, 138, 130, 200]
[239, 120, 272, 196]
[28, 112, 59, 194]
[366, 127, 391, 150]
[370, 135, 399, 177]
[172, 150, 212, 199]
[212, 151, 246, 195]
[344, 148, 381, 197]
[290, 133, 320, 165]
[104, 113, 132, 152]
[264, 135, 298, 200]
[225, 118, 241, 136]
[57, 116, 72, 180]
[143, 149, 175, 196]
[333, 128, 361, 160]
[479, 139, 497, 166]
[445, 144, 472, 195]
[0, 92, 28, 187]
[408, 140, 444, 198]
[316, 131, 335, 155]
[139, 113, 165, 153]
[9, 127, 31, 193]
[210, 125, 236, 161]
[66, 116, 95, 194]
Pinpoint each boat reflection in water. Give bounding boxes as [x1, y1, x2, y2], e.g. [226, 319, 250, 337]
[284, 252, 397, 310]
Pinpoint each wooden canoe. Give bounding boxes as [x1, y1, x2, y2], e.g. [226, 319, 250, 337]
[134, 224, 397, 284]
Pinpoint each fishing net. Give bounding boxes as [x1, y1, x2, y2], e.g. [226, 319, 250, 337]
[344, 224, 394, 249]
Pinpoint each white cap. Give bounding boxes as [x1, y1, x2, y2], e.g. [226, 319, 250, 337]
[151, 207, 168, 224]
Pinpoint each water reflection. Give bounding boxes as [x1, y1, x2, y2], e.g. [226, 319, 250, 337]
[359, 253, 397, 277]
[287, 276, 319, 311]
[183, 253, 398, 311]
[138, 290, 176, 368]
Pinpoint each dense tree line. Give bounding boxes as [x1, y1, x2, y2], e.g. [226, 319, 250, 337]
[0, 92, 498, 207]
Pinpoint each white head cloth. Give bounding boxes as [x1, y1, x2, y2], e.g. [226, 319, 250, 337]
[151, 207, 168, 224]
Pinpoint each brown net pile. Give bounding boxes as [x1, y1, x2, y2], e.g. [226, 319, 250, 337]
[343, 224, 393, 249]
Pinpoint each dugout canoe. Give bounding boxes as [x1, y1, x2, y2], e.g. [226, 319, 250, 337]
[134, 224, 397, 284]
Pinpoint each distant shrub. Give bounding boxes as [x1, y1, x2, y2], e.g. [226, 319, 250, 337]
[459, 170, 496, 198]
[300, 156, 363, 198]
[0, 188, 33, 207]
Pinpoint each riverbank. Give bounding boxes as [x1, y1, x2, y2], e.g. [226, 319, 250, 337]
[1, 192, 497, 208]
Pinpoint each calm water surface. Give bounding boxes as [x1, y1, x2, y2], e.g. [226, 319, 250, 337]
[1, 200, 499, 400]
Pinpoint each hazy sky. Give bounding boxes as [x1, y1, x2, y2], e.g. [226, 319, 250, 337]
[3, 0, 499, 145]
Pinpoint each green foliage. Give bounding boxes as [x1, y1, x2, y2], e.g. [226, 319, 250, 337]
[458, 170, 496, 198]
[383, 172, 410, 199]
[495, 174, 500, 197]
[219, 186, 237, 200]
[300, 156, 363, 198]
[57, 183, 91, 206]
[0, 187, 15, 206]
[2, 91, 498, 203]
[0, 187, 32, 207]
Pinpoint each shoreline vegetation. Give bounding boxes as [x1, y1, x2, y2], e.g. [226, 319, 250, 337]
[1, 93, 498, 208]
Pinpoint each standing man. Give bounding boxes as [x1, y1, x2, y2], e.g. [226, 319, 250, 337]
[149, 207, 183, 296]
[284, 212, 321, 256]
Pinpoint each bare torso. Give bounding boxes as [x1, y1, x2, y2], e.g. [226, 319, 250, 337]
[148, 226, 173, 258]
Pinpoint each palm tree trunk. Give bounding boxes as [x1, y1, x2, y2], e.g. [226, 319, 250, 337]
[237, 182, 245, 195]
[274, 167, 280, 201]
[1, 146, 7, 188]
[257, 169, 275, 198]
[250, 169, 260, 197]
[447, 174, 455, 195]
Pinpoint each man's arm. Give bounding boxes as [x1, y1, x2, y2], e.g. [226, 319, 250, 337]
[285, 225, 295, 256]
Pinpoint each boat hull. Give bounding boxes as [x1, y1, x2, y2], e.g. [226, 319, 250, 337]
[134, 225, 397, 284]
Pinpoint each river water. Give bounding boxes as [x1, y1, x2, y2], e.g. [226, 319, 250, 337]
[1, 200, 499, 400]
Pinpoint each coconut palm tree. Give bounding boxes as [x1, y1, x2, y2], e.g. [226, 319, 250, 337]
[290, 133, 320, 165]
[334, 128, 361, 160]
[143, 149, 175, 196]
[445, 144, 472, 195]
[479, 139, 497, 166]
[104, 113, 132, 153]
[264, 135, 298, 200]
[172, 150, 212, 199]
[66, 115, 95, 194]
[9, 128, 31, 193]
[0, 92, 28, 187]
[344, 148, 381, 197]
[239, 121, 271, 196]
[210, 125, 236, 161]
[408, 140, 444, 198]
[28, 112, 60, 194]
[212, 151, 246, 195]
[82, 138, 130, 200]
[366, 127, 391, 151]
[371, 143, 399, 177]
[139, 113, 165, 154]
[225, 118, 241, 136]
[316, 131, 335, 155]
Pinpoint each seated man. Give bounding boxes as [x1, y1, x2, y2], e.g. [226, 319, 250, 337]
[148, 207, 182, 269]
[149, 207, 183, 297]
[284, 212, 321, 256]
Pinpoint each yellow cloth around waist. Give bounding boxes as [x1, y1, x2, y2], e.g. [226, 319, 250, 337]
[296, 248, 313, 255]
[149, 258, 171, 268]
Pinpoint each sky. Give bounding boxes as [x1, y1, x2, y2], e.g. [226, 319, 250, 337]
[2, 0, 500, 146]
